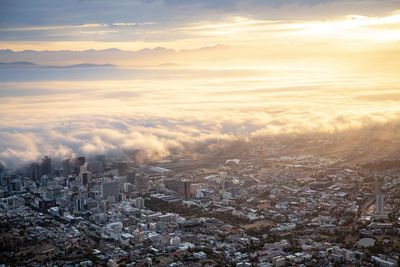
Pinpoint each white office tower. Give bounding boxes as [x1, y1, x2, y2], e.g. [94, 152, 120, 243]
[376, 194, 384, 216]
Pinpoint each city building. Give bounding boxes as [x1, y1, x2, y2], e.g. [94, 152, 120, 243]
[135, 197, 145, 209]
[135, 173, 148, 192]
[178, 180, 191, 200]
[81, 171, 91, 186]
[118, 162, 128, 176]
[29, 163, 41, 180]
[75, 156, 86, 174]
[63, 159, 72, 177]
[88, 161, 103, 174]
[127, 171, 136, 184]
[376, 194, 384, 216]
[41, 156, 52, 176]
[102, 181, 119, 201]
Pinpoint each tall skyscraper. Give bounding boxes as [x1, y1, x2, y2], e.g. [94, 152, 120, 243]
[375, 177, 385, 216]
[178, 180, 191, 200]
[118, 162, 128, 176]
[63, 159, 72, 177]
[40, 175, 48, 187]
[75, 156, 86, 174]
[30, 163, 41, 180]
[102, 181, 119, 201]
[376, 194, 384, 216]
[1, 176, 11, 190]
[75, 198, 85, 212]
[135, 197, 145, 209]
[81, 171, 90, 186]
[41, 156, 52, 176]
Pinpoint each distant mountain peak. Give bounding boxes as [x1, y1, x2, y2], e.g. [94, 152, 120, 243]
[63, 63, 116, 68]
[0, 61, 38, 67]
[0, 62, 116, 68]
[0, 61, 37, 65]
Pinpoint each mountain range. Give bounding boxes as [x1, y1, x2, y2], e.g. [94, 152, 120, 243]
[0, 62, 116, 68]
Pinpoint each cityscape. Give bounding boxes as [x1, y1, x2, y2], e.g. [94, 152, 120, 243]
[2, 134, 400, 266]
[1, 0, 400, 266]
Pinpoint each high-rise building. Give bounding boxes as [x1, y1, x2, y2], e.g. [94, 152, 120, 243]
[80, 163, 88, 174]
[375, 177, 385, 216]
[63, 159, 72, 177]
[75, 198, 85, 212]
[165, 179, 192, 199]
[118, 162, 128, 176]
[135, 197, 145, 209]
[81, 171, 91, 186]
[88, 161, 103, 173]
[123, 182, 135, 193]
[10, 179, 22, 192]
[41, 156, 52, 176]
[165, 179, 179, 192]
[376, 194, 384, 216]
[135, 173, 148, 192]
[178, 180, 191, 200]
[30, 163, 41, 180]
[127, 171, 136, 184]
[102, 181, 119, 201]
[1, 176, 11, 191]
[75, 156, 86, 174]
[76, 156, 86, 166]
[40, 175, 48, 187]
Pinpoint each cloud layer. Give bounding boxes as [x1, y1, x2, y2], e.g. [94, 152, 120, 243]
[1, 65, 400, 168]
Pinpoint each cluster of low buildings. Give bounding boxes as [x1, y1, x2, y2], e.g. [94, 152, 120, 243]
[1, 148, 400, 266]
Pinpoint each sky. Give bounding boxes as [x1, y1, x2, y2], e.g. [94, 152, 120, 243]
[1, 0, 400, 51]
[1, 0, 400, 167]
